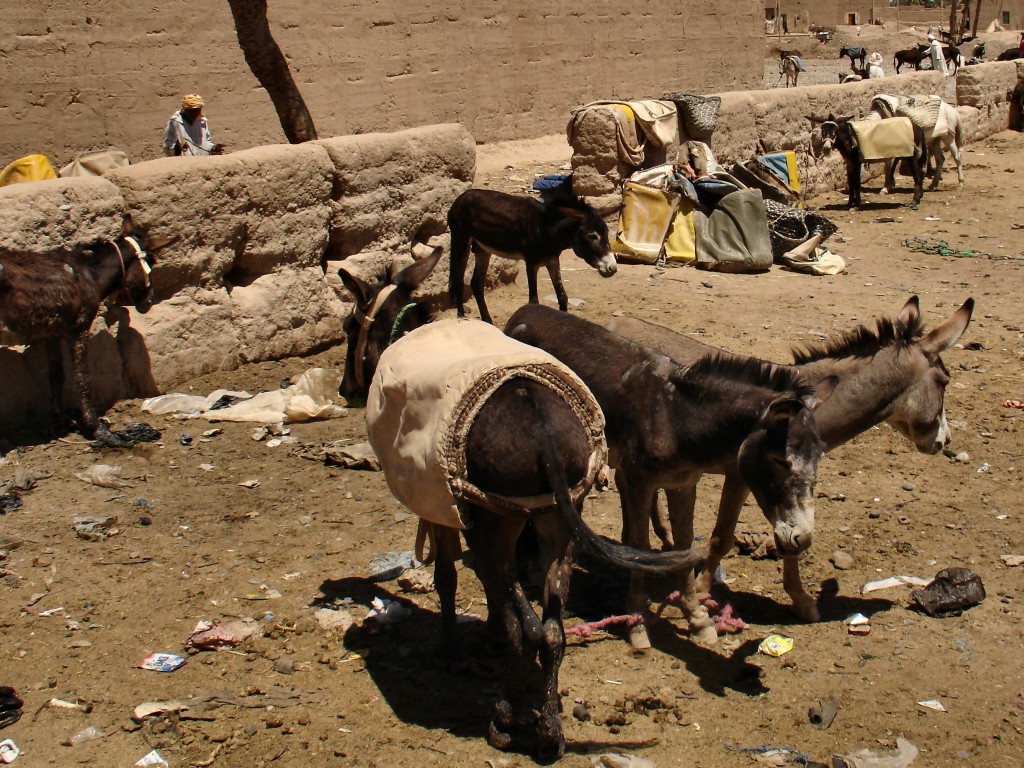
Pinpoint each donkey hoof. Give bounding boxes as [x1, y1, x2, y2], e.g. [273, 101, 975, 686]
[792, 600, 821, 623]
[628, 624, 652, 651]
[536, 732, 566, 762]
[692, 624, 720, 646]
[488, 722, 513, 751]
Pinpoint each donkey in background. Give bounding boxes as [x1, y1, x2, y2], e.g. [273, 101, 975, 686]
[0, 220, 167, 439]
[447, 188, 616, 325]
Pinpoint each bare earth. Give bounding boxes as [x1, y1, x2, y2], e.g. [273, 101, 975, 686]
[2, 65, 1024, 768]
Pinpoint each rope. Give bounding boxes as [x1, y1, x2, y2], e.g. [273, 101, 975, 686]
[902, 236, 1023, 260]
[389, 302, 418, 345]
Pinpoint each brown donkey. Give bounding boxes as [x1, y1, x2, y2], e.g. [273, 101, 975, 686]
[506, 304, 835, 650]
[607, 295, 974, 631]
[367, 321, 703, 760]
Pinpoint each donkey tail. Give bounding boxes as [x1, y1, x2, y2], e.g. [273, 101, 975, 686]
[954, 108, 966, 148]
[525, 387, 705, 575]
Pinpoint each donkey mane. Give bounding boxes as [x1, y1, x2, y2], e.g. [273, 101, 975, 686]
[791, 313, 925, 364]
[682, 352, 814, 399]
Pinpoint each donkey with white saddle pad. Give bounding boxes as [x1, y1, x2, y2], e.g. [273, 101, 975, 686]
[871, 93, 965, 190]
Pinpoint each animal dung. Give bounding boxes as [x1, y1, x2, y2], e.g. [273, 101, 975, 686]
[910, 567, 986, 617]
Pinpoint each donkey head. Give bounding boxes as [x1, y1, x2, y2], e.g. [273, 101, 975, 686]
[338, 247, 442, 404]
[556, 201, 617, 278]
[806, 114, 853, 154]
[887, 296, 974, 454]
[737, 377, 835, 557]
[114, 216, 179, 314]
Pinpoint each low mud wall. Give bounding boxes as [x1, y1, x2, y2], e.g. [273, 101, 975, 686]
[571, 63, 1022, 202]
[0, 124, 476, 435]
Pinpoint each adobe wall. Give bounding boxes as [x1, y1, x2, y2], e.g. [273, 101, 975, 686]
[0, 1, 764, 169]
[0, 124, 476, 435]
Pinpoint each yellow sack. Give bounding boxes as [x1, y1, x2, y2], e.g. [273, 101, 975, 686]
[612, 181, 679, 264]
[664, 196, 697, 264]
[0, 154, 58, 187]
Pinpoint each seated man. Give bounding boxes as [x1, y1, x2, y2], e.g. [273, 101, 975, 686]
[162, 94, 223, 156]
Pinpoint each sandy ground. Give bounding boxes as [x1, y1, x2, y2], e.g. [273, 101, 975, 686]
[2, 42, 1024, 768]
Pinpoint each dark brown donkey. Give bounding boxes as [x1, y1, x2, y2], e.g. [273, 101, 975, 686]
[337, 247, 443, 403]
[506, 304, 835, 650]
[0, 222, 165, 439]
[447, 189, 617, 324]
[364, 334, 702, 760]
[607, 295, 974, 633]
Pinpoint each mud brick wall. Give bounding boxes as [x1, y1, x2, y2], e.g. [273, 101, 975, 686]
[955, 61, 1024, 141]
[0, 1, 764, 168]
[0, 125, 475, 434]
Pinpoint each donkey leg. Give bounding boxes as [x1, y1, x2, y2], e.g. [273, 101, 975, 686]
[432, 525, 462, 660]
[911, 148, 925, 205]
[525, 259, 543, 306]
[783, 553, 819, 621]
[620, 476, 657, 650]
[534, 515, 571, 761]
[929, 141, 945, 190]
[666, 487, 716, 645]
[695, 471, 750, 596]
[448, 229, 472, 316]
[950, 139, 964, 188]
[544, 259, 569, 312]
[470, 249, 494, 324]
[71, 334, 100, 438]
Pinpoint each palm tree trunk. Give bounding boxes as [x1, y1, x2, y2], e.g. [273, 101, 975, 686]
[972, 0, 982, 36]
[226, 0, 317, 143]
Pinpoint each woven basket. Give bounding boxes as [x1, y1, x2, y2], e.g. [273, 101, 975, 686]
[763, 199, 839, 260]
[664, 92, 722, 141]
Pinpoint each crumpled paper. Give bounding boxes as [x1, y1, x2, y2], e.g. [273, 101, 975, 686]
[74, 464, 133, 489]
[832, 735, 918, 768]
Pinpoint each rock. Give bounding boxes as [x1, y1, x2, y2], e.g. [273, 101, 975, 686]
[832, 551, 855, 570]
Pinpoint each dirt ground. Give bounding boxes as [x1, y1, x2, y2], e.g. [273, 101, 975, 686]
[2, 56, 1024, 768]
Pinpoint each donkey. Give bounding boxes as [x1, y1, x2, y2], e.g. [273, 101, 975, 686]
[0, 222, 164, 439]
[337, 247, 443, 404]
[807, 113, 927, 209]
[839, 46, 867, 70]
[447, 188, 616, 325]
[870, 94, 965, 190]
[779, 55, 801, 87]
[363, 332, 703, 760]
[606, 295, 974, 629]
[506, 304, 835, 650]
[894, 47, 928, 73]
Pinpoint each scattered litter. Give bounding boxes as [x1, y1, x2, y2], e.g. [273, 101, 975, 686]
[545, 294, 584, 308]
[142, 368, 346, 424]
[397, 569, 435, 594]
[238, 479, 261, 489]
[368, 551, 420, 581]
[758, 634, 794, 657]
[910, 568, 986, 617]
[861, 575, 931, 594]
[62, 725, 105, 746]
[135, 750, 170, 767]
[736, 531, 777, 559]
[0, 688, 22, 730]
[132, 701, 188, 721]
[917, 699, 947, 712]
[808, 695, 838, 729]
[198, 463, 215, 472]
[0, 494, 21, 514]
[976, 462, 990, 473]
[47, 698, 91, 713]
[1003, 400, 1024, 410]
[846, 613, 871, 635]
[132, 498, 156, 511]
[185, 618, 262, 651]
[72, 515, 120, 541]
[1001, 554, 1024, 567]
[832, 736, 918, 768]
[923, 215, 941, 221]
[590, 755, 656, 768]
[135, 653, 186, 672]
[200, 428, 222, 439]
[74, 464, 133, 489]
[314, 607, 355, 633]
[363, 597, 412, 634]
[295, 440, 381, 470]
[0, 739, 19, 764]
[724, 744, 813, 767]
[93, 422, 161, 448]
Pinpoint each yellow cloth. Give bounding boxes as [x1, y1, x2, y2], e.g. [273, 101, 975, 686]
[664, 197, 698, 264]
[612, 180, 680, 263]
[366, 319, 606, 530]
[850, 117, 915, 161]
[0, 154, 57, 186]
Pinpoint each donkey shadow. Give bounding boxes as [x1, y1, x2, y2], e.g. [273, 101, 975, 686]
[317, 574, 665, 759]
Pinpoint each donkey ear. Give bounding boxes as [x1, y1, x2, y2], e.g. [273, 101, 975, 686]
[803, 375, 837, 409]
[762, 397, 805, 428]
[120, 215, 134, 236]
[838, 115, 855, 123]
[394, 246, 442, 293]
[805, 115, 824, 124]
[145, 234, 178, 252]
[898, 295, 921, 328]
[338, 267, 374, 307]
[920, 298, 975, 360]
